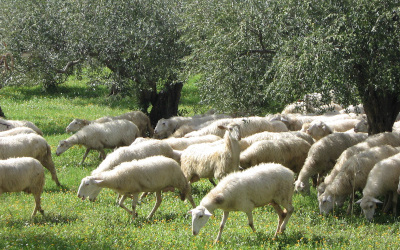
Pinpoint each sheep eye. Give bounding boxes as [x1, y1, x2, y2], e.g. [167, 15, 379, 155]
[199, 215, 203, 218]
[370, 205, 373, 209]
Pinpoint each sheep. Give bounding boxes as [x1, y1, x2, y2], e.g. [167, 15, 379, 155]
[239, 137, 311, 173]
[306, 119, 361, 141]
[340, 104, 365, 114]
[294, 133, 368, 195]
[0, 127, 38, 137]
[188, 163, 294, 243]
[318, 145, 400, 215]
[356, 152, 400, 220]
[77, 156, 196, 219]
[153, 114, 231, 139]
[184, 117, 288, 138]
[66, 111, 153, 137]
[0, 133, 60, 186]
[0, 157, 45, 217]
[0, 118, 43, 135]
[180, 122, 241, 185]
[318, 132, 400, 197]
[57, 119, 139, 164]
[162, 135, 222, 151]
[355, 118, 400, 133]
[239, 131, 314, 151]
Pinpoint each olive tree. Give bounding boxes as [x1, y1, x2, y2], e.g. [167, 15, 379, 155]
[182, 0, 400, 134]
[1, 0, 188, 124]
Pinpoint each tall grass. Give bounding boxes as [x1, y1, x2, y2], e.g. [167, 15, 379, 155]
[0, 79, 399, 249]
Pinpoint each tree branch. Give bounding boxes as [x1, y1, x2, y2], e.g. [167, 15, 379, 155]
[239, 49, 276, 57]
[56, 59, 81, 73]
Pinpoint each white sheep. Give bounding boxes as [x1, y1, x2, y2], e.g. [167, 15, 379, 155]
[162, 135, 222, 151]
[180, 122, 241, 185]
[184, 117, 288, 138]
[294, 133, 368, 195]
[239, 137, 311, 173]
[77, 156, 196, 219]
[306, 119, 361, 141]
[318, 145, 400, 215]
[0, 118, 43, 135]
[340, 104, 365, 114]
[66, 111, 153, 137]
[0, 127, 38, 137]
[57, 119, 139, 164]
[0, 157, 45, 217]
[153, 116, 192, 139]
[239, 131, 314, 151]
[356, 152, 400, 220]
[318, 132, 400, 197]
[0, 133, 60, 186]
[188, 163, 294, 243]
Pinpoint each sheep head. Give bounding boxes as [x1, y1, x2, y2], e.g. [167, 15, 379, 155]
[77, 176, 103, 202]
[56, 140, 73, 156]
[66, 119, 88, 133]
[188, 206, 213, 236]
[294, 180, 310, 195]
[153, 118, 176, 139]
[218, 123, 241, 141]
[356, 197, 382, 221]
[318, 193, 334, 215]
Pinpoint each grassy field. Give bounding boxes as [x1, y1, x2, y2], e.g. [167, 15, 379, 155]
[0, 79, 399, 249]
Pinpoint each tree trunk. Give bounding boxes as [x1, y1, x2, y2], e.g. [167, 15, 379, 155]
[148, 81, 183, 127]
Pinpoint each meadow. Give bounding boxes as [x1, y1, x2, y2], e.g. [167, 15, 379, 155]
[0, 78, 399, 249]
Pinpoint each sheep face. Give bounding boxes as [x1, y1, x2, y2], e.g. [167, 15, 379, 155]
[66, 119, 86, 133]
[218, 123, 241, 141]
[77, 176, 103, 202]
[188, 206, 213, 236]
[318, 194, 334, 215]
[56, 140, 72, 156]
[306, 121, 332, 141]
[354, 119, 368, 133]
[357, 197, 382, 221]
[153, 119, 173, 139]
[294, 180, 310, 195]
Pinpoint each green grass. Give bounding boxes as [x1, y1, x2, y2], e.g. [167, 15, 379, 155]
[0, 79, 399, 249]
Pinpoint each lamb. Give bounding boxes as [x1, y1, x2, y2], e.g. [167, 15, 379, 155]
[239, 131, 314, 151]
[294, 133, 368, 195]
[318, 145, 400, 215]
[0, 133, 60, 186]
[306, 119, 361, 141]
[184, 116, 288, 138]
[239, 137, 311, 173]
[0, 127, 38, 137]
[162, 134, 222, 151]
[180, 122, 241, 185]
[0, 157, 45, 217]
[317, 132, 400, 197]
[57, 119, 139, 164]
[66, 110, 153, 137]
[356, 152, 400, 220]
[77, 156, 196, 219]
[0, 118, 43, 135]
[188, 163, 294, 243]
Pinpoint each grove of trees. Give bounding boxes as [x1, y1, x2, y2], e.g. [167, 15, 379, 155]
[1, 0, 400, 133]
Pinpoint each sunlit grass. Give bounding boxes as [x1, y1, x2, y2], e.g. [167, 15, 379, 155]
[0, 78, 399, 249]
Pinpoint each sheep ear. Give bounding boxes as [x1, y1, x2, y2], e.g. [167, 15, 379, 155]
[372, 198, 383, 204]
[93, 179, 104, 185]
[217, 125, 227, 130]
[355, 199, 362, 204]
[326, 195, 332, 203]
[204, 208, 213, 217]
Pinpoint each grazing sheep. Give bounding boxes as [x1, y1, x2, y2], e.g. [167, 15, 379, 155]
[318, 132, 400, 197]
[239, 131, 314, 151]
[0, 127, 38, 137]
[77, 156, 196, 219]
[0, 133, 60, 186]
[66, 111, 153, 137]
[57, 119, 139, 164]
[162, 135, 222, 151]
[0, 118, 43, 135]
[356, 152, 400, 220]
[184, 117, 288, 138]
[180, 122, 241, 184]
[0, 157, 45, 217]
[240, 137, 311, 173]
[306, 119, 361, 141]
[294, 133, 368, 195]
[318, 145, 400, 215]
[188, 163, 294, 243]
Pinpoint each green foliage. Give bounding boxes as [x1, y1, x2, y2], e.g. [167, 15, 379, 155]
[0, 82, 399, 249]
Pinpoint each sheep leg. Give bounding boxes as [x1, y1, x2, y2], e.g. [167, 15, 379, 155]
[215, 211, 229, 244]
[346, 192, 355, 215]
[118, 194, 134, 215]
[147, 190, 162, 219]
[130, 193, 139, 219]
[31, 194, 44, 217]
[209, 178, 217, 186]
[99, 149, 106, 160]
[270, 201, 293, 237]
[383, 192, 393, 213]
[391, 192, 398, 216]
[280, 203, 294, 234]
[245, 211, 256, 232]
[80, 148, 91, 164]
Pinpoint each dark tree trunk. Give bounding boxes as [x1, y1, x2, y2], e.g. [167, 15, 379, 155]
[148, 81, 183, 127]
[0, 105, 4, 118]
